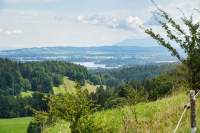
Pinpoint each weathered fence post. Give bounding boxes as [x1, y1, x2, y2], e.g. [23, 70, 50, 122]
[190, 90, 197, 133]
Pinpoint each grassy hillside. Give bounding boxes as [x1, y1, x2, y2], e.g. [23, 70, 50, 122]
[43, 92, 200, 133]
[0, 117, 31, 133]
[93, 93, 200, 132]
[53, 77, 97, 94]
[93, 93, 188, 132]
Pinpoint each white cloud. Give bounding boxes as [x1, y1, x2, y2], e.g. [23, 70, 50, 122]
[77, 16, 89, 24]
[127, 16, 143, 29]
[76, 14, 143, 32]
[0, 28, 23, 35]
[5, 29, 22, 35]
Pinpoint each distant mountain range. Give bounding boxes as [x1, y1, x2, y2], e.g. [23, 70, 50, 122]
[113, 38, 158, 47]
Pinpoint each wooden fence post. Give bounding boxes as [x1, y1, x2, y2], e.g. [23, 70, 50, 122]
[190, 90, 197, 133]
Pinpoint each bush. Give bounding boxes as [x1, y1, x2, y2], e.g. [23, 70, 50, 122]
[27, 121, 41, 133]
[76, 116, 104, 133]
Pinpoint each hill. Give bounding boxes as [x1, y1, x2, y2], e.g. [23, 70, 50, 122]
[113, 38, 157, 47]
[2, 92, 198, 133]
[43, 92, 200, 132]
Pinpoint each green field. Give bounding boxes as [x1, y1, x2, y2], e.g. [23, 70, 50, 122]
[0, 117, 32, 133]
[20, 77, 97, 97]
[53, 77, 97, 94]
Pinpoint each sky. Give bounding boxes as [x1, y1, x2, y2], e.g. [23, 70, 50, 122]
[0, 0, 199, 49]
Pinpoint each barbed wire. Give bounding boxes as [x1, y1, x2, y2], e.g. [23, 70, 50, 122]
[195, 90, 200, 98]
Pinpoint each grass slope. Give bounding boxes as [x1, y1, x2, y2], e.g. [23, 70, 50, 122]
[93, 93, 200, 132]
[53, 77, 97, 94]
[44, 92, 200, 133]
[93, 94, 188, 132]
[0, 117, 32, 133]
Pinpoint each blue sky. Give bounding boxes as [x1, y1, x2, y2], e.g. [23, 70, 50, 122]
[0, 0, 199, 49]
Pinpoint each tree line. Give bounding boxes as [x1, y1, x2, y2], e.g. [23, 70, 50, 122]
[90, 63, 176, 87]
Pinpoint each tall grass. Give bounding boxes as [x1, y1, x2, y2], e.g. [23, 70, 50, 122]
[92, 93, 199, 132]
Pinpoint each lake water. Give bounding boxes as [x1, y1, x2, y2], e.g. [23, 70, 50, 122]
[73, 62, 107, 69]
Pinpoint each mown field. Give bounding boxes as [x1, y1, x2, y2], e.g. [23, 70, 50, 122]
[53, 77, 97, 94]
[20, 76, 97, 97]
[0, 117, 32, 133]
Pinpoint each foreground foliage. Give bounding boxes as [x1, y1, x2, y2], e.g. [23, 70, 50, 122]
[144, 3, 200, 91]
[28, 84, 103, 133]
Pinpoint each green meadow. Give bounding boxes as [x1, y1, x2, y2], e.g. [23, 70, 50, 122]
[0, 117, 32, 133]
[53, 77, 97, 94]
